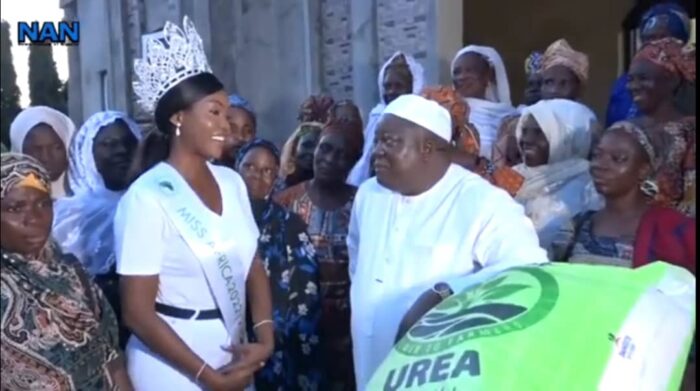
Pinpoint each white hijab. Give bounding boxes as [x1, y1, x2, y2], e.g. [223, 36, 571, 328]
[9, 106, 76, 198]
[451, 46, 516, 158]
[52, 111, 142, 275]
[347, 51, 425, 186]
[513, 99, 602, 248]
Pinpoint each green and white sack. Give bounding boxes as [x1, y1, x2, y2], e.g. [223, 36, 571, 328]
[368, 262, 695, 391]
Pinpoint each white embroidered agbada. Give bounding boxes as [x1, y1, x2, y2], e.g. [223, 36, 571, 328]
[9, 106, 77, 198]
[348, 95, 549, 389]
[347, 51, 425, 186]
[52, 111, 142, 276]
[513, 99, 604, 250]
[451, 46, 516, 159]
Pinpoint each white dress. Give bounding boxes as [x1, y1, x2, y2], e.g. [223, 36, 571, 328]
[113, 162, 259, 390]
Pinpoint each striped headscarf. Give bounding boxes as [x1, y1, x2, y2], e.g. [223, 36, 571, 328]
[1, 152, 51, 199]
[608, 121, 659, 170]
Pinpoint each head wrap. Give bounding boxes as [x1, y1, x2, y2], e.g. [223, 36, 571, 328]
[525, 51, 544, 76]
[378, 52, 426, 105]
[383, 94, 452, 142]
[235, 138, 281, 169]
[9, 106, 76, 198]
[451, 46, 512, 105]
[640, 3, 691, 43]
[66, 111, 142, 194]
[1, 152, 51, 199]
[321, 119, 364, 161]
[52, 111, 141, 276]
[541, 39, 590, 83]
[9, 106, 76, 153]
[228, 94, 257, 125]
[516, 99, 597, 164]
[608, 121, 659, 170]
[632, 38, 696, 81]
[298, 95, 335, 123]
[279, 122, 324, 177]
[419, 86, 469, 141]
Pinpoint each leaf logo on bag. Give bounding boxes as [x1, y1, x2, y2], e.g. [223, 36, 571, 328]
[396, 267, 559, 357]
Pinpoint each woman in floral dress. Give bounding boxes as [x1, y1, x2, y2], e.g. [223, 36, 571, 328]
[274, 120, 361, 391]
[237, 138, 322, 390]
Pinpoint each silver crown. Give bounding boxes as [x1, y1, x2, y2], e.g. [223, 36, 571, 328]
[133, 16, 212, 113]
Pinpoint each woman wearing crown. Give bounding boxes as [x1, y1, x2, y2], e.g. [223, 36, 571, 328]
[113, 17, 273, 390]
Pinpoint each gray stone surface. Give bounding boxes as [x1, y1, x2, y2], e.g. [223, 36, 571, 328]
[62, 0, 442, 143]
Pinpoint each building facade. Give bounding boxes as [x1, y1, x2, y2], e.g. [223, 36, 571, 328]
[60, 0, 462, 144]
[62, 0, 653, 145]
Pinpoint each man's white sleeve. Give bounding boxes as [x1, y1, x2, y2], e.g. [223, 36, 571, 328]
[449, 193, 549, 293]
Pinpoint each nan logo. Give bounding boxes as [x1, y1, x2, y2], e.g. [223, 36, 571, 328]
[17, 21, 79, 46]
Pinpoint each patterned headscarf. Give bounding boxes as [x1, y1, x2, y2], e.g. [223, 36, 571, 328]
[632, 38, 696, 81]
[1, 152, 51, 199]
[420, 86, 470, 143]
[67, 111, 142, 194]
[229, 94, 257, 126]
[608, 121, 659, 170]
[298, 95, 335, 123]
[541, 39, 590, 83]
[235, 138, 281, 169]
[525, 51, 544, 76]
[640, 3, 691, 43]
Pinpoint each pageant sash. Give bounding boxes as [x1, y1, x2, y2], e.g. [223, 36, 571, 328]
[148, 164, 245, 342]
[369, 262, 695, 390]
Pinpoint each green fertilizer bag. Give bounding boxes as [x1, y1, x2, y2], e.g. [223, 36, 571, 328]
[368, 262, 695, 391]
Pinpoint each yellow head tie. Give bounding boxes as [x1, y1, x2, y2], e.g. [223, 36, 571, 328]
[17, 173, 49, 194]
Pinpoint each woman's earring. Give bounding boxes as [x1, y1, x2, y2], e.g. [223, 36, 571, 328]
[640, 178, 659, 198]
[175, 123, 181, 137]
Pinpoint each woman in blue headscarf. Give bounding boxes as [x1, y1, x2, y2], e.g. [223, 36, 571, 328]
[605, 2, 691, 127]
[236, 138, 323, 390]
[219, 94, 257, 168]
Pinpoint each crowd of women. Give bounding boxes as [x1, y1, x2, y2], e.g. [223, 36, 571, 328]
[0, 2, 696, 390]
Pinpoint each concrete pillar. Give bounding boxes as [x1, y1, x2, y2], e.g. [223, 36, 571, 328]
[61, 0, 83, 124]
[107, 0, 129, 113]
[350, 0, 379, 119]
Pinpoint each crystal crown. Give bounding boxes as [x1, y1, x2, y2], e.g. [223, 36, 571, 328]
[133, 16, 212, 113]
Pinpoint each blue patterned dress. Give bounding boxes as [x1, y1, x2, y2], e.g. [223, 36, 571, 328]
[249, 198, 322, 391]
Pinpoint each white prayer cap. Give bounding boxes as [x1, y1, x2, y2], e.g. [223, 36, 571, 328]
[382, 94, 452, 142]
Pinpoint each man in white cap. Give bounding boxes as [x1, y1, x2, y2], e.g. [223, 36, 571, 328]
[347, 94, 549, 389]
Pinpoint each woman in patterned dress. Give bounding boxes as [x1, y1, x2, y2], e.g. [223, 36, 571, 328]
[274, 121, 361, 391]
[236, 138, 323, 390]
[0, 152, 132, 390]
[626, 37, 696, 216]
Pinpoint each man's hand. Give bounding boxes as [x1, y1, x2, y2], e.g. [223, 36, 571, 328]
[395, 288, 445, 343]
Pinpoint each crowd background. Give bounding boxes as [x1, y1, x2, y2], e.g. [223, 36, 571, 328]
[0, 1, 696, 391]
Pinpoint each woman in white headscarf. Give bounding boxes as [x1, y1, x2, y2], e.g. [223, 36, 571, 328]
[52, 111, 141, 346]
[451, 46, 517, 159]
[347, 51, 424, 186]
[513, 99, 603, 248]
[9, 106, 77, 198]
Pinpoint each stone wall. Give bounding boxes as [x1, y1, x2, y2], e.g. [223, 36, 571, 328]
[320, 0, 353, 99]
[377, 0, 429, 65]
